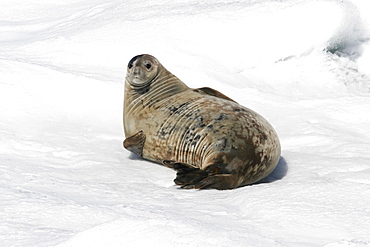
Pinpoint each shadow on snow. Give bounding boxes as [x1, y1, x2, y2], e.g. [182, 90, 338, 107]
[257, 156, 288, 184]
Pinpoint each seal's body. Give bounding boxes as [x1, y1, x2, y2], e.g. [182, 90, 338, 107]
[123, 54, 281, 189]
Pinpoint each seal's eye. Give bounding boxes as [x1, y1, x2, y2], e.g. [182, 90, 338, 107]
[145, 63, 152, 69]
[128, 63, 133, 69]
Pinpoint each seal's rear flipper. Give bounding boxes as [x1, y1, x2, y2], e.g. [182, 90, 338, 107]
[123, 131, 146, 157]
[168, 162, 238, 190]
[189, 174, 237, 190]
[162, 160, 177, 168]
[194, 87, 237, 103]
[166, 162, 208, 187]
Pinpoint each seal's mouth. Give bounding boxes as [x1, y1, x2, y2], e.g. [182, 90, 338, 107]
[128, 69, 159, 91]
[129, 73, 152, 85]
[128, 76, 153, 93]
[131, 76, 144, 84]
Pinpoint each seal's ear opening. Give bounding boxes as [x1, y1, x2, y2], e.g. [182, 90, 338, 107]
[128, 55, 143, 69]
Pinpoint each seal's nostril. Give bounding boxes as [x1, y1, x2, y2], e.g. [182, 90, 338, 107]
[133, 67, 141, 75]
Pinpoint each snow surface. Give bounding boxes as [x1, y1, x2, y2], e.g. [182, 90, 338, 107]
[1, 0, 370, 246]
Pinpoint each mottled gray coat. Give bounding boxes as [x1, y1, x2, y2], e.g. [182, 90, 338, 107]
[124, 54, 281, 189]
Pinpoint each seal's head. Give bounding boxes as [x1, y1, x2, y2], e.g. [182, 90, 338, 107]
[126, 54, 159, 87]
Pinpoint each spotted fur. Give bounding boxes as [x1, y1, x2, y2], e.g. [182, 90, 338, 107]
[123, 54, 281, 189]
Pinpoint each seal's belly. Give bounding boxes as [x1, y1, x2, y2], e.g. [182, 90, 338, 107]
[129, 91, 279, 170]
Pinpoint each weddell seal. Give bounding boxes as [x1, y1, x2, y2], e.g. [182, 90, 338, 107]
[123, 54, 281, 190]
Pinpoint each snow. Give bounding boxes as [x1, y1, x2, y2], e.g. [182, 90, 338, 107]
[1, 0, 370, 246]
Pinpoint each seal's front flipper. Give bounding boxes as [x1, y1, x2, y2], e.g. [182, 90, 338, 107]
[123, 131, 146, 157]
[194, 87, 237, 103]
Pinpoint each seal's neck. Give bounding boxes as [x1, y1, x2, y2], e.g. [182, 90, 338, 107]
[149, 67, 189, 100]
[124, 66, 189, 136]
[125, 66, 189, 110]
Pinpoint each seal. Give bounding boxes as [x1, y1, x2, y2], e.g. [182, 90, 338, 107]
[123, 54, 281, 190]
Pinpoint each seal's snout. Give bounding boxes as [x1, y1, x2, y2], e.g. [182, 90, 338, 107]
[133, 67, 142, 75]
[131, 66, 148, 82]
